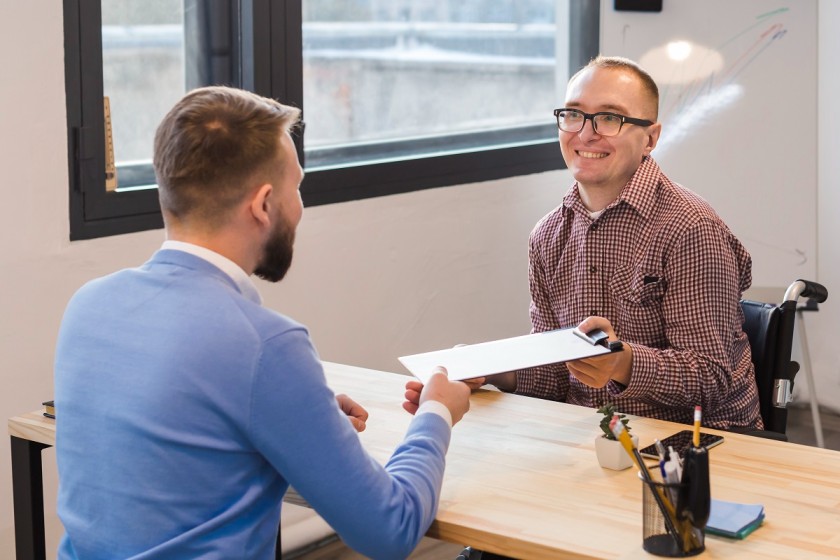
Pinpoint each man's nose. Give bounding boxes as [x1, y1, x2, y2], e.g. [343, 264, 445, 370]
[578, 116, 600, 140]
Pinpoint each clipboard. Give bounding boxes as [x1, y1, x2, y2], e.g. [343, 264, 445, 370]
[399, 327, 620, 383]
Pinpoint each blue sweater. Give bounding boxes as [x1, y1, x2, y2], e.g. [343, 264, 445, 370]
[55, 250, 450, 559]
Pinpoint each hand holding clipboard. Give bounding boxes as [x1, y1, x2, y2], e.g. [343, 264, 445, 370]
[568, 319, 632, 388]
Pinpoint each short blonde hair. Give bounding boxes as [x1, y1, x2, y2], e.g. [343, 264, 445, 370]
[572, 55, 659, 120]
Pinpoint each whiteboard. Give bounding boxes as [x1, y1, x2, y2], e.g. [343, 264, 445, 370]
[600, 0, 817, 288]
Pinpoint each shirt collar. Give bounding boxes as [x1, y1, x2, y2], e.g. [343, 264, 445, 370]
[615, 156, 661, 220]
[563, 156, 662, 221]
[161, 240, 262, 305]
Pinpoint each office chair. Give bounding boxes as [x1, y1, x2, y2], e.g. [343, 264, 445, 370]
[740, 279, 828, 439]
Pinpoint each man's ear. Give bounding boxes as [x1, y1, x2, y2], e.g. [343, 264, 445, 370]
[643, 122, 662, 156]
[249, 183, 273, 227]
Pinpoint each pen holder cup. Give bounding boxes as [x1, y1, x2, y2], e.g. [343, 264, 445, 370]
[641, 478, 705, 557]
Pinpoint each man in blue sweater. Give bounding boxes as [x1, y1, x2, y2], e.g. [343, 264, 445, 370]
[54, 86, 471, 560]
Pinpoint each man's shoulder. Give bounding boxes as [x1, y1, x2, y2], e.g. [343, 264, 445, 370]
[657, 177, 728, 225]
[628, 159, 725, 225]
[655, 176, 751, 277]
[531, 203, 568, 238]
[662, 179, 712, 208]
[243, 302, 307, 340]
[67, 260, 307, 341]
[67, 265, 147, 304]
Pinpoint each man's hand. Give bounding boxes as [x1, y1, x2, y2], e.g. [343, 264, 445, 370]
[485, 371, 518, 392]
[461, 376, 486, 392]
[418, 370, 516, 394]
[336, 393, 369, 432]
[566, 317, 633, 388]
[460, 370, 519, 392]
[403, 366, 471, 426]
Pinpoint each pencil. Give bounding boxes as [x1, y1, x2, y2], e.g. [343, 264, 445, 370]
[693, 406, 702, 447]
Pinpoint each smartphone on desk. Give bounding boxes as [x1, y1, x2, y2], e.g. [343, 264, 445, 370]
[639, 430, 724, 460]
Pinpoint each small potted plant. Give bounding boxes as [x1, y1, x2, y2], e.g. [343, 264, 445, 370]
[594, 403, 638, 470]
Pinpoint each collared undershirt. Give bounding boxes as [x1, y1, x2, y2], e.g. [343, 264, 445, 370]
[415, 400, 452, 428]
[159, 240, 451, 428]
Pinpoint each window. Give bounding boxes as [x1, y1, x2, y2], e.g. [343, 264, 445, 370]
[64, 0, 598, 240]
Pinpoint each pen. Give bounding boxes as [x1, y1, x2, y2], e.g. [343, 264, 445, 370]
[654, 438, 667, 460]
[668, 445, 683, 479]
[663, 457, 681, 505]
[654, 439, 667, 479]
[693, 405, 702, 447]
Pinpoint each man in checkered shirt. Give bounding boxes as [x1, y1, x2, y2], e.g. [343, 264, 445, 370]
[475, 56, 762, 431]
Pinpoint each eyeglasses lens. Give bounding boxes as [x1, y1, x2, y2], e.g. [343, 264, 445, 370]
[556, 110, 622, 137]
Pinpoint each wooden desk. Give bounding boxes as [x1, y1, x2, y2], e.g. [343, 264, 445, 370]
[11, 362, 840, 559]
[324, 362, 840, 559]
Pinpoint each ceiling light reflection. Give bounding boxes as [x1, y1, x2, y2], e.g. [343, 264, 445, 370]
[666, 41, 692, 61]
[640, 41, 724, 84]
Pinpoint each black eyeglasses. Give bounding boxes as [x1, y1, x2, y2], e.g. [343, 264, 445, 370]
[553, 108, 654, 137]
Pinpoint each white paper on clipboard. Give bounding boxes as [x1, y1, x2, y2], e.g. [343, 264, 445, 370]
[398, 328, 611, 384]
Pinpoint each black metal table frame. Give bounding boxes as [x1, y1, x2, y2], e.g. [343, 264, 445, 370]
[10, 435, 50, 560]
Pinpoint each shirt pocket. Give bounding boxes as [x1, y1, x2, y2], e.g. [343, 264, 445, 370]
[609, 266, 667, 341]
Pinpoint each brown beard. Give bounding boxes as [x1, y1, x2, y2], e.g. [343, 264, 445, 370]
[254, 219, 295, 283]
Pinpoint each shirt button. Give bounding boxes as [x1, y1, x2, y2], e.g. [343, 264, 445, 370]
[590, 310, 598, 316]
[591, 223, 598, 230]
[589, 265, 597, 273]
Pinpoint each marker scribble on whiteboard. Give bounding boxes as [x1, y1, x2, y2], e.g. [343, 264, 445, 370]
[741, 237, 808, 266]
[644, 8, 791, 155]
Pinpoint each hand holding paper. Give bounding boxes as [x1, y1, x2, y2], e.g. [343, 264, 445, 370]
[402, 366, 472, 426]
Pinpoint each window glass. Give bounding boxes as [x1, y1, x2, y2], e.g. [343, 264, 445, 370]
[302, 0, 569, 169]
[66, 0, 589, 239]
[102, 0, 184, 189]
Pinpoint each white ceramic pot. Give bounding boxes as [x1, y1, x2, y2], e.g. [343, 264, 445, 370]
[594, 434, 639, 470]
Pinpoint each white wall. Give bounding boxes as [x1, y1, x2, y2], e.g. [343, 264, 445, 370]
[811, 0, 840, 411]
[1, 0, 838, 558]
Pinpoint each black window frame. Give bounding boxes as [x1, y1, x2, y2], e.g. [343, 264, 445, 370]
[64, 0, 599, 240]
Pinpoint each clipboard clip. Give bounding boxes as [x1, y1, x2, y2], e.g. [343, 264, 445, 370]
[572, 327, 624, 352]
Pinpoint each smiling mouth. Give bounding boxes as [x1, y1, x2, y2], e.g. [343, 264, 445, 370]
[577, 151, 608, 159]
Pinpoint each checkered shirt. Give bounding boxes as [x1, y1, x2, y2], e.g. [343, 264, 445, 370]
[516, 156, 762, 430]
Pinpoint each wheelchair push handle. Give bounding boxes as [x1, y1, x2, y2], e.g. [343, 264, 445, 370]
[784, 279, 828, 305]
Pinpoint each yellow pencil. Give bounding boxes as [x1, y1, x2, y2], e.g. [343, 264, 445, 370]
[693, 405, 702, 447]
[609, 415, 644, 471]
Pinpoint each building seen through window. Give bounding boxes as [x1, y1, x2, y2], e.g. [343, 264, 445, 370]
[302, 0, 566, 168]
[102, 0, 567, 185]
